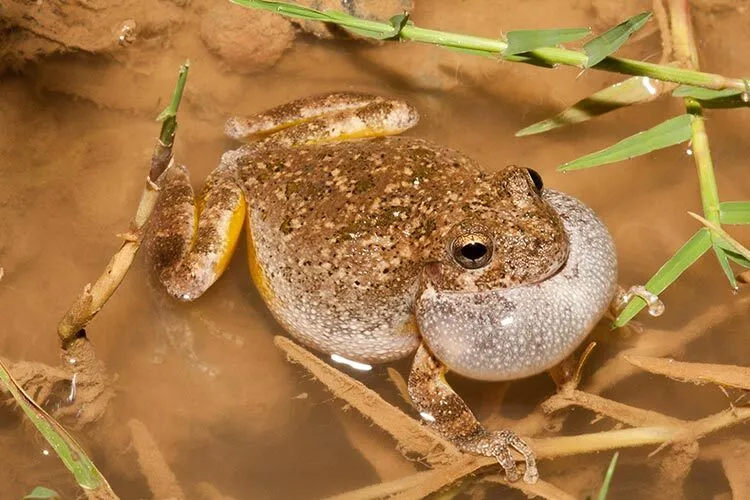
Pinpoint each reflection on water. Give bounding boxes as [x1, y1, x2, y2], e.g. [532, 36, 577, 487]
[1, 0, 750, 498]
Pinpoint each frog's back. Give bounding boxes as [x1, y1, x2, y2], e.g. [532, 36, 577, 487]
[231, 136, 486, 362]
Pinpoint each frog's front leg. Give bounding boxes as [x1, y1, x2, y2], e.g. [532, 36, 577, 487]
[147, 161, 245, 300]
[408, 343, 539, 483]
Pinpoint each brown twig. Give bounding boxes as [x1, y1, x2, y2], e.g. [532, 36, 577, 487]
[276, 336, 750, 499]
[128, 419, 186, 500]
[625, 355, 750, 390]
[57, 62, 189, 346]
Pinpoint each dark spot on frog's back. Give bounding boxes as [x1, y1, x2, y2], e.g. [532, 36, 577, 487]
[353, 176, 374, 194]
[280, 217, 294, 235]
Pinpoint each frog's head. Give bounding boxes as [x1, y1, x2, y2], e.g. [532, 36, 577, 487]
[414, 168, 617, 381]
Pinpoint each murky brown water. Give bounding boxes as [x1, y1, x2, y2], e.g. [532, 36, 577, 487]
[2, 0, 750, 498]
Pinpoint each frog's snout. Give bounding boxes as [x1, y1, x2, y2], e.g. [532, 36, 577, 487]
[414, 191, 618, 381]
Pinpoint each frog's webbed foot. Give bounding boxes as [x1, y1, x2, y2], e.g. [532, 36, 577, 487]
[408, 343, 539, 483]
[224, 92, 419, 147]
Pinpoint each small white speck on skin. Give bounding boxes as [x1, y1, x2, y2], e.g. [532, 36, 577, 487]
[419, 411, 437, 422]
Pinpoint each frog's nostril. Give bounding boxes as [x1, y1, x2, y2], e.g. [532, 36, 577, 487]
[461, 242, 487, 261]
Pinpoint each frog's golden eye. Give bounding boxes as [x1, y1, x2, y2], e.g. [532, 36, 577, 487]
[526, 168, 544, 193]
[451, 233, 493, 269]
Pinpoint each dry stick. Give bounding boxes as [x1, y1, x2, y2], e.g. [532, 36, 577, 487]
[625, 355, 750, 390]
[541, 389, 686, 428]
[128, 419, 186, 500]
[702, 441, 750, 499]
[484, 474, 578, 500]
[274, 336, 460, 464]
[276, 336, 750, 500]
[57, 62, 189, 346]
[587, 294, 750, 394]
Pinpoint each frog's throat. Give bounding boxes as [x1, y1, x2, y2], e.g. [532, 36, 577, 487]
[414, 190, 618, 381]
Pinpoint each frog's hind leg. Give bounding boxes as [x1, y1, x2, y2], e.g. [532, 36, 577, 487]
[225, 92, 419, 145]
[408, 343, 539, 484]
[147, 161, 246, 301]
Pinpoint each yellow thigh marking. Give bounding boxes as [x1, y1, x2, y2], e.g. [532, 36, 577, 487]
[213, 195, 247, 276]
[245, 217, 274, 303]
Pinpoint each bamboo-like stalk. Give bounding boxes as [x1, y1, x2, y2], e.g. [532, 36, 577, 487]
[232, 0, 749, 92]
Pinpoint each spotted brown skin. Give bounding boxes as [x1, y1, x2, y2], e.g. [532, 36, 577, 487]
[146, 93, 619, 484]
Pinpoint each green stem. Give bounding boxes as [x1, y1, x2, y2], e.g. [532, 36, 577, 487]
[668, 1, 721, 223]
[150, 61, 190, 182]
[687, 101, 721, 222]
[158, 61, 190, 147]
[231, 0, 747, 91]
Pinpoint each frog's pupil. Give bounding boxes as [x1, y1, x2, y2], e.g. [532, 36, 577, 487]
[461, 242, 487, 261]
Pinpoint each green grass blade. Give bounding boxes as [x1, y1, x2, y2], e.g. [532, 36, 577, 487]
[230, 0, 395, 38]
[584, 12, 652, 68]
[689, 212, 750, 262]
[597, 452, 619, 500]
[614, 228, 712, 327]
[24, 487, 61, 499]
[673, 84, 742, 99]
[558, 114, 692, 171]
[505, 27, 591, 55]
[713, 245, 738, 289]
[725, 250, 750, 269]
[230, 0, 330, 21]
[0, 359, 117, 497]
[517, 76, 665, 136]
[720, 201, 750, 225]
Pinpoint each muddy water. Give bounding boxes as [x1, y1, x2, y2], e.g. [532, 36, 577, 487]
[1, 0, 750, 498]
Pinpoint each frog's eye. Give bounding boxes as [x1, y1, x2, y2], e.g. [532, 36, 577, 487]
[451, 233, 493, 269]
[526, 168, 544, 193]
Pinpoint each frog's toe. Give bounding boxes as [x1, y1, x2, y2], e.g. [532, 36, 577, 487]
[486, 430, 538, 484]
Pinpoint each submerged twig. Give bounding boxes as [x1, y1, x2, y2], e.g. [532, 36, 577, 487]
[542, 389, 685, 428]
[128, 419, 185, 500]
[274, 336, 460, 465]
[276, 336, 750, 499]
[625, 355, 750, 390]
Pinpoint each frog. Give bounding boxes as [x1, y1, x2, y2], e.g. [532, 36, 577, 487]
[146, 92, 619, 484]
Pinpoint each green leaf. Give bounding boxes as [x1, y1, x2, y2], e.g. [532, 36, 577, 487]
[597, 452, 619, 500]
[725, 249, 750, 269]
[584, 12, 652, 68]
[230, 0, 330, 21]
[517, 76, 666, 136]
[230, 0, 396, 39]
[672, 84, 742, 100]
[689, 212, 750, 263]
[720, 201, 750, 225]
[558, 114, 692, 171]
[673, 84, 750, 108]
[505, 27, 591, 55]
[388, 13, 411, 39]
[0, 359, 116, 496]
[24, 487, 61, 500]
[713, 246, 738, 289]
[614, 228, 712, 327]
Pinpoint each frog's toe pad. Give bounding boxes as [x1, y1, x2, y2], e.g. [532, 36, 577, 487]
[487, 430, 539, 484]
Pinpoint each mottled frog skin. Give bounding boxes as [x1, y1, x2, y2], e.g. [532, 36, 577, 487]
[146, 93, 618, 483]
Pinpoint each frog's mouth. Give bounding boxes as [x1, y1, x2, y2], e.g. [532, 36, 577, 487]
[414, 190, 618, 381]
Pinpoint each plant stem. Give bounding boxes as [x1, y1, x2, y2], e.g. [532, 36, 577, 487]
[232, 0, 748, 91]
[668, 0, 722, 224]
[58, 62, 190, 345]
